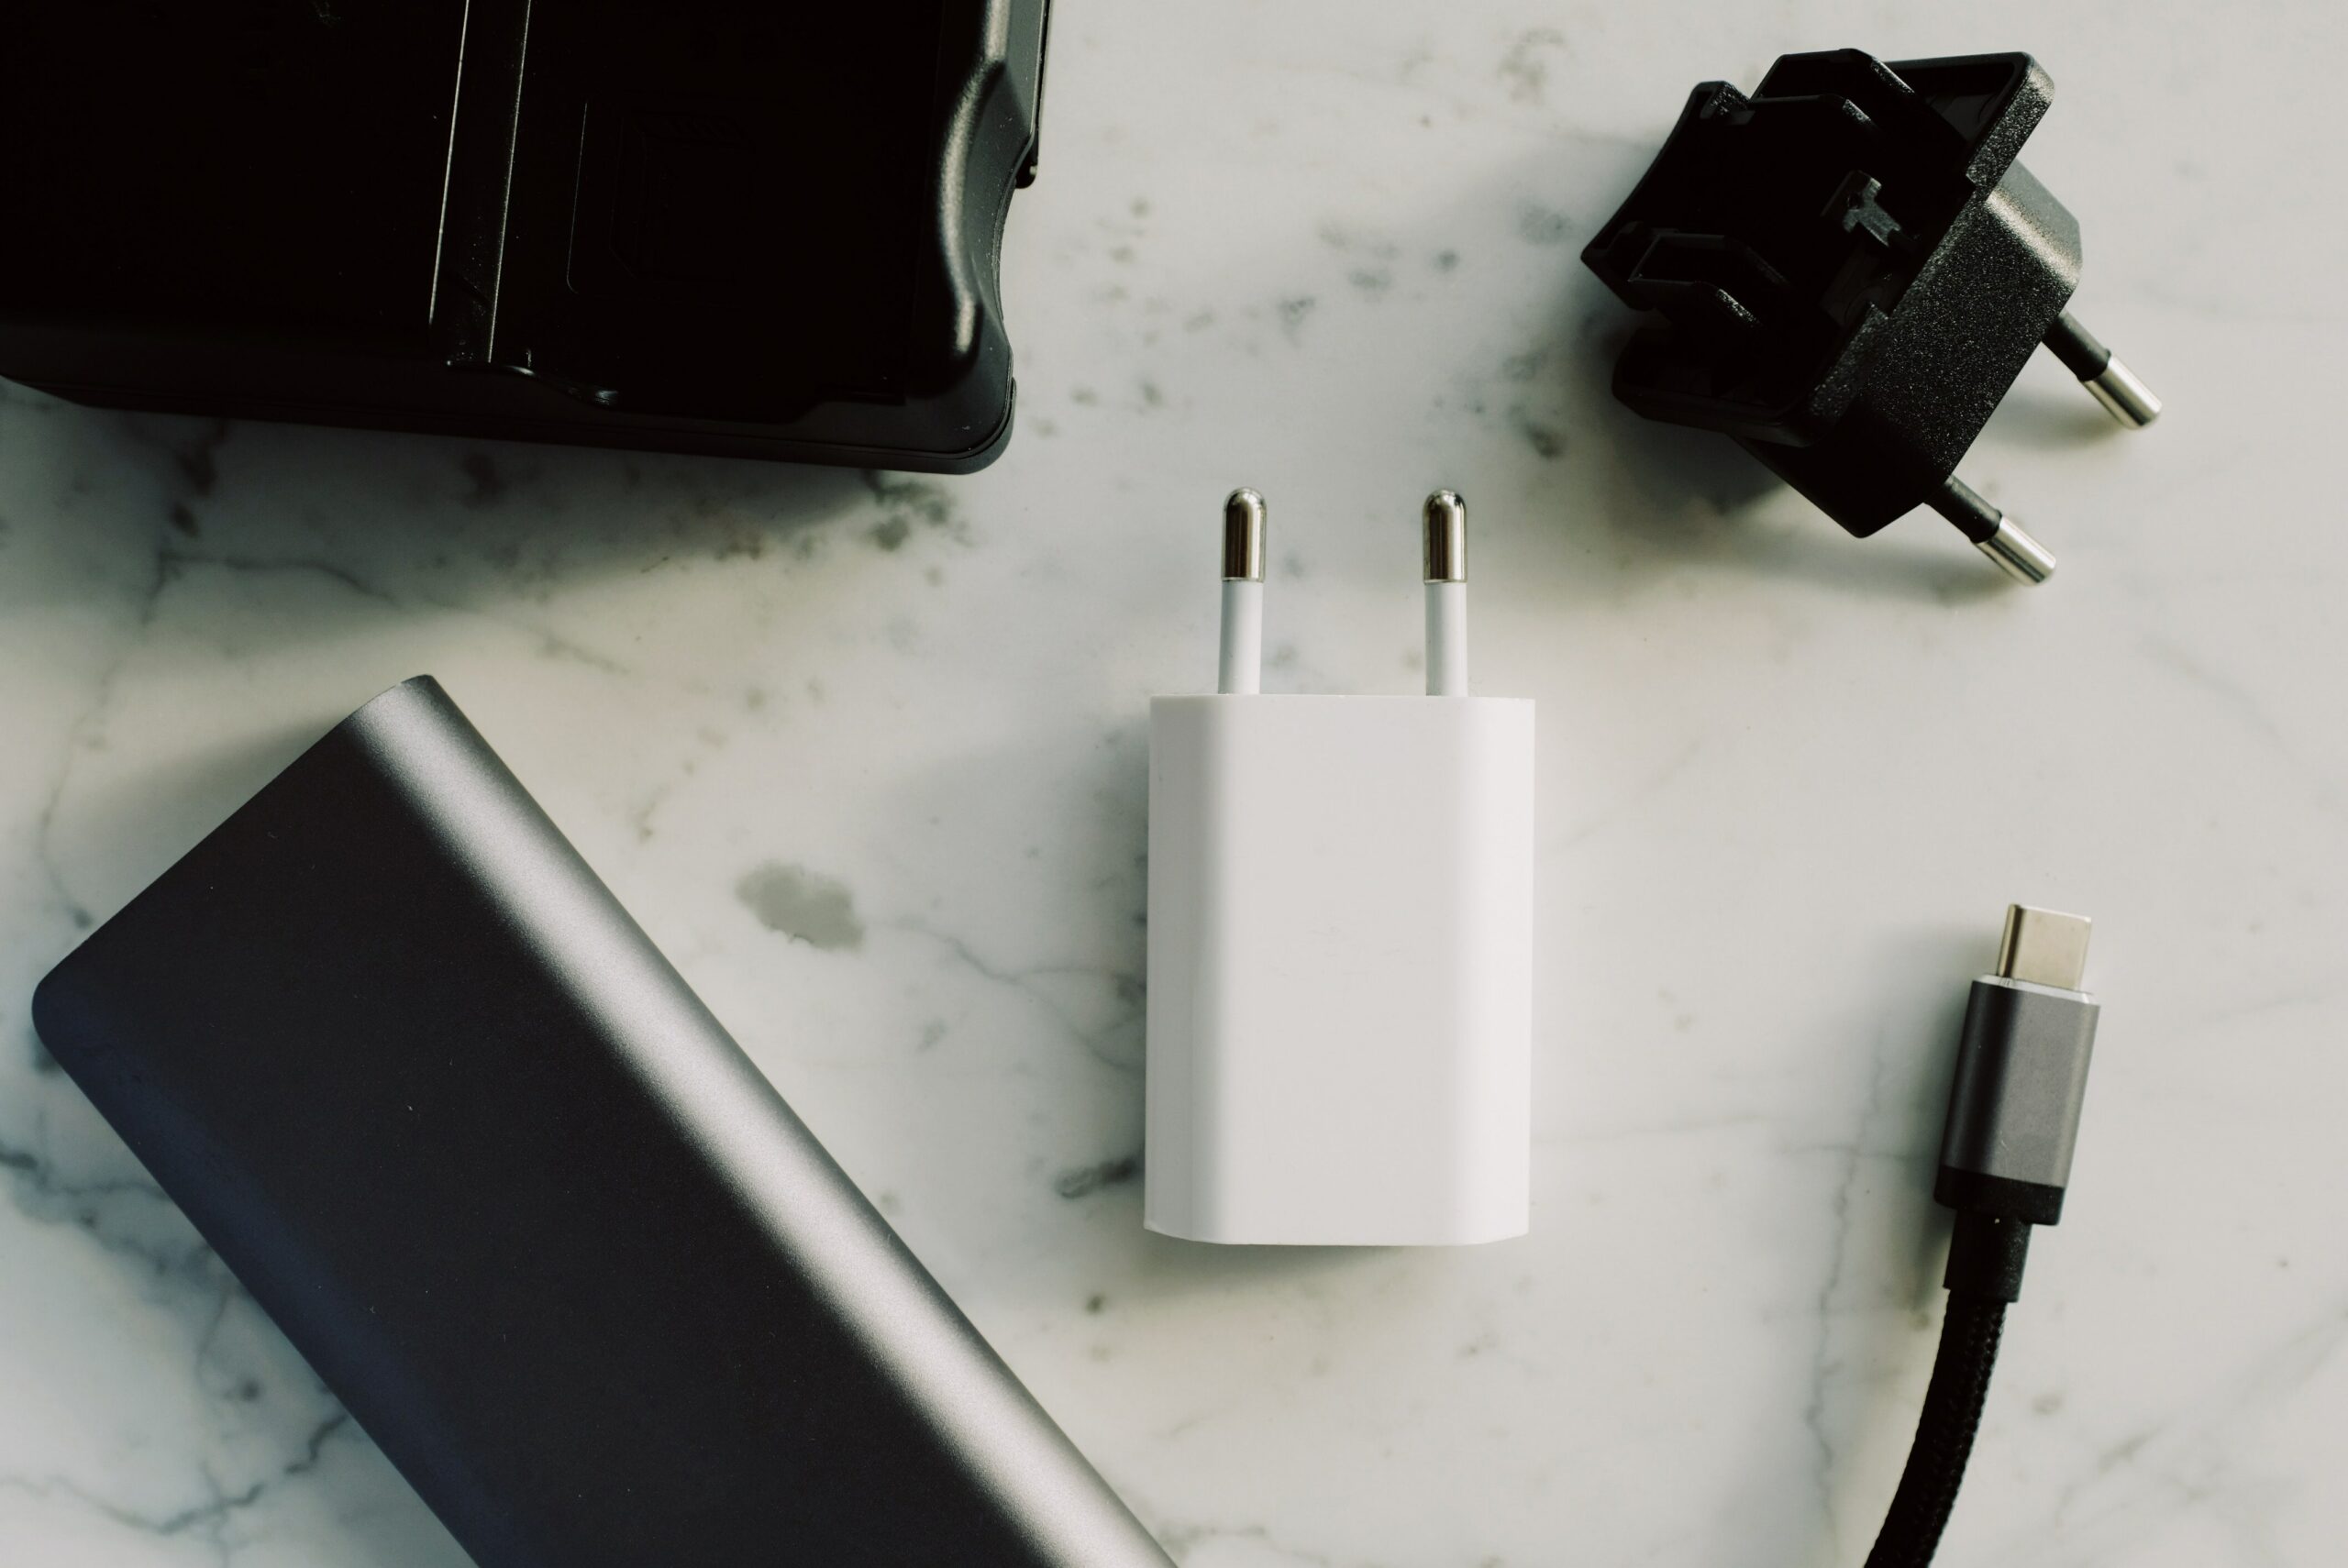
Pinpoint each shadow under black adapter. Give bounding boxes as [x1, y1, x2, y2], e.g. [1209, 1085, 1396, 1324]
[0, 2, 1048, 472]
[1583, 50, 2162, 583]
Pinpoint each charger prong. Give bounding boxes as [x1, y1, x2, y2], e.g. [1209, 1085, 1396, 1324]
[2043, 311, 2161, 428]
[1931, 475, 2056, 586]
[1423, 490, 1468, 696]
[1218, 488, 1267, 695]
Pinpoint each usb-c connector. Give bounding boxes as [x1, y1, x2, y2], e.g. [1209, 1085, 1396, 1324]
[1994, 903, 2092, 990]
[1936, 904, 2101, 1239]
[1864, 904, 2106, 1568]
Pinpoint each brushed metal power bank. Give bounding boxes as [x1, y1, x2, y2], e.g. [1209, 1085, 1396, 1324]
[31, 677, 1170, 1568]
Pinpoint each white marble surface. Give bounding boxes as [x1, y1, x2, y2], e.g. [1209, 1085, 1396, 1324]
[4, 4, 2344, 1564]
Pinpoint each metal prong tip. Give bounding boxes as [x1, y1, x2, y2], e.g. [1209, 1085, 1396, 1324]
[1996, 904, 2093, 991]
[1422, 490, 1467, 583]
[1222, 488, 1267, 581]
[1934, 477, 2055, 584]
[2044, 312, 2161, 429]
[2084, 356, 2161, 428]
[1976, 517, 2057, 585]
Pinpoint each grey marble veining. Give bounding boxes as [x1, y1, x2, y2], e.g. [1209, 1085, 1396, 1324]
[4, 4, 2345, 1565]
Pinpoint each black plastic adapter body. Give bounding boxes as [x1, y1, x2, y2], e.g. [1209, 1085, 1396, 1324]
[0, 1, 1049, 472]
[1583, 50, 2088, 540]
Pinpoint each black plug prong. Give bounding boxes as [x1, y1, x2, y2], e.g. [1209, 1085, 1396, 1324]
[1931, 476, 2056, 585]
[2043, 311, 2161, 428]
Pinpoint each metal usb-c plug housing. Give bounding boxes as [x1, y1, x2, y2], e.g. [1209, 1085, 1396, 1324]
[1935, 904, 2102, 1275]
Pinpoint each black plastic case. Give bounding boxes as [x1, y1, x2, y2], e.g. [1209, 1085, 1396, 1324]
[0, 2, 1048, 471]
[32, 678, 1168, 1568]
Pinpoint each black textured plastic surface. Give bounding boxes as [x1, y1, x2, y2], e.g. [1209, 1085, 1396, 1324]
[1583, 50, 2083, 535]
[32, 678, 1170, 1568]
[0, 2, 1048, 471]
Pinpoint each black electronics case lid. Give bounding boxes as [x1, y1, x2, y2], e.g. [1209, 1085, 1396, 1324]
[0, 3, 1047, 471]
[32, 677, 1169, 1568]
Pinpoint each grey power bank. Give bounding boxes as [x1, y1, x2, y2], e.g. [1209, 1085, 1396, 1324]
[32, 677, 1170, 1568]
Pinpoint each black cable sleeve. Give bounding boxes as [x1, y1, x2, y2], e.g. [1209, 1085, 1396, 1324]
[1861, 1293, 2007, 1568]
[1942, 1211, 2032, 1303]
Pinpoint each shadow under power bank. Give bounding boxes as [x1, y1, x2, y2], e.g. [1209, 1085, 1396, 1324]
[31, 678, 1168, 1568]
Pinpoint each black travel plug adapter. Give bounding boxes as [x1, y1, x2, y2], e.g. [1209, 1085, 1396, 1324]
[1583, 50, 2161, 583]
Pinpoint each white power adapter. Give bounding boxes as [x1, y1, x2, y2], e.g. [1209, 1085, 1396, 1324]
[1145, 491, 1534, 1245]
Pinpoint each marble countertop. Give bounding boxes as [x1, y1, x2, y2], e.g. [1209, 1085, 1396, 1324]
[4, 4, 2343, 1564]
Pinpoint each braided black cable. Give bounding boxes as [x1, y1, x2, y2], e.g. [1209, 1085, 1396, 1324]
[1861, 1293, 2008, 1568]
